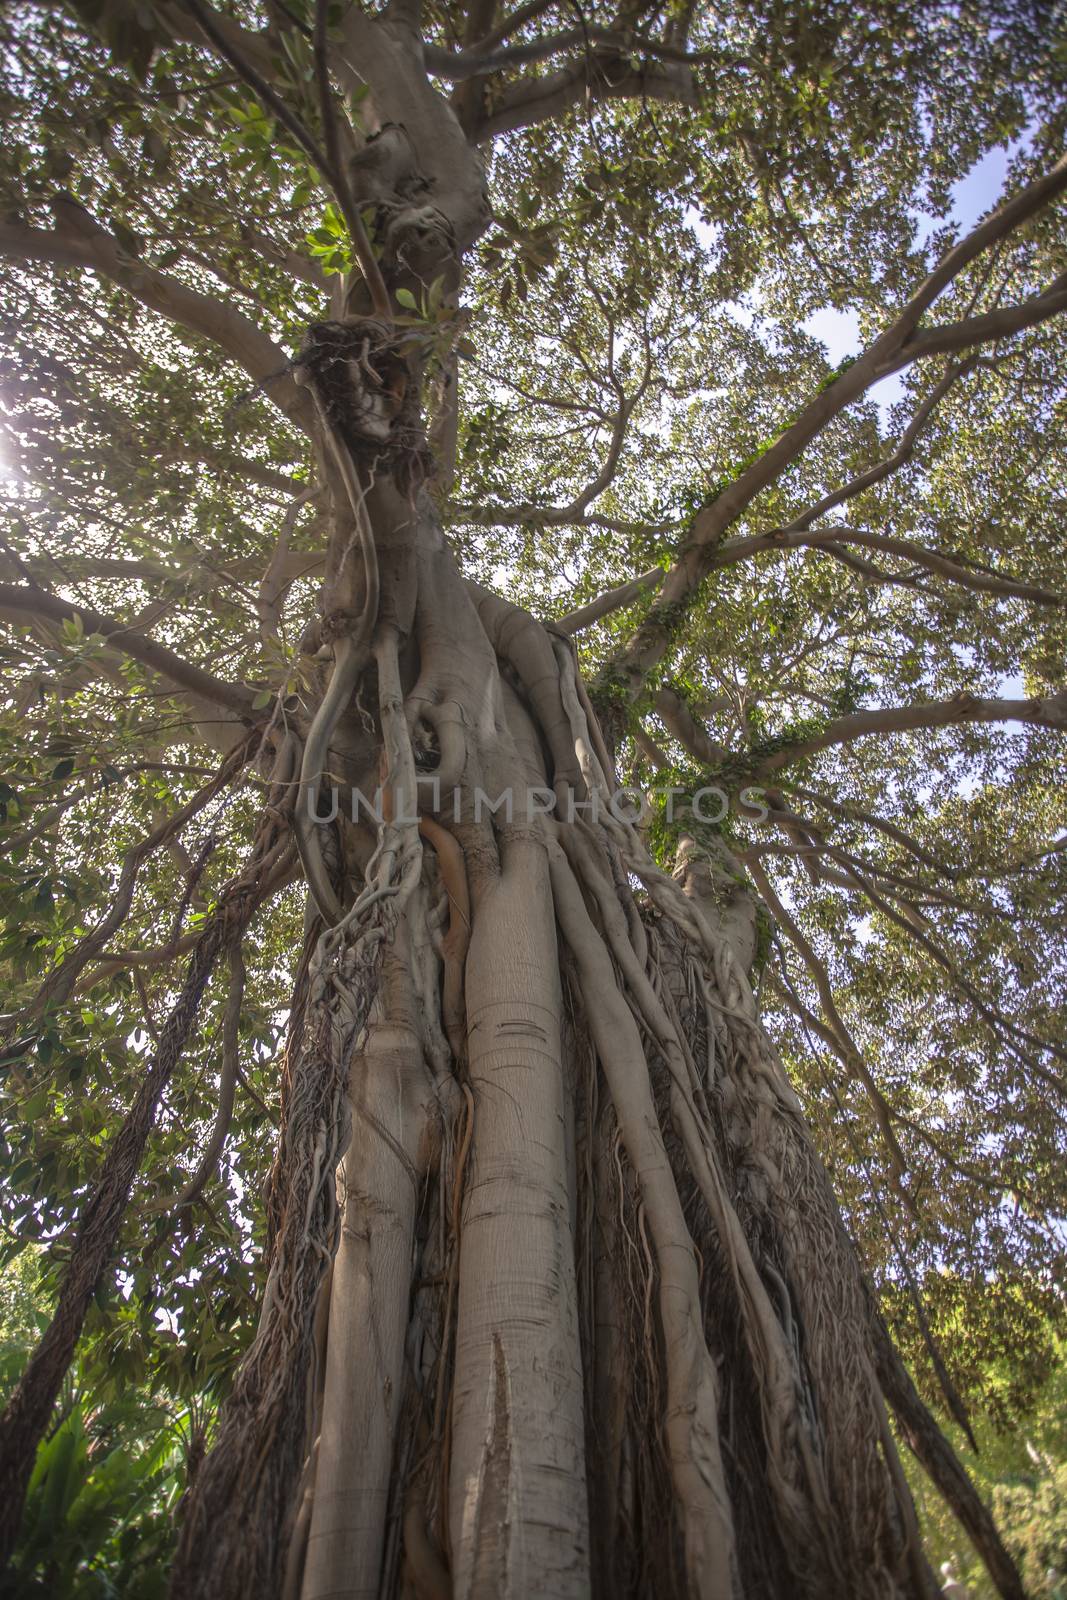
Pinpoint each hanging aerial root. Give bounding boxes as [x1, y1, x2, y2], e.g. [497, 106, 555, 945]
[873, 1315, 1026, 1600]
[293, 387, 383, 925]
[0, 816, 280, 1576]
[168, 914, 387, 1600]
[169, 622, 425, 1600]
[418, 815, 470, 1059]
[558, 823, 846, 1589]
[665, 920, 934, 1595]
[519, 623, 932, 1594]
[470, 583, 584, 797]
[295, 320, 431, 492]
[548, 838, 737, 1600]
[173, 941, 246, 1211]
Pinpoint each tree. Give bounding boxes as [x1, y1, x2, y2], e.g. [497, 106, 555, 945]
[0, 0, 1064, 1595]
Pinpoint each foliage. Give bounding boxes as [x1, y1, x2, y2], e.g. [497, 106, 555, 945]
[1, 1252, 189, 1596]
[907, 1336, 1067, 1598]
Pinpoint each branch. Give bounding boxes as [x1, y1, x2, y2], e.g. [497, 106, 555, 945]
[550, 566, 663, 633]
[258, 486, 318, 641]
[425, 26, 731, 80]
[159, 0, 277, 74]
[609, 152, 1067, 689]
[476, 55, 699, 138]
[714, 525, 1061, 607]
[0, 209, 312, 432]
[0, 584, 256, 717]
[899, 157, 1067, 335]
[750, 860, 912, 1194]
[873, 1321, 1027, 1600]
[756, 688, 1067, 774]
[464, 0, 562, 50]
[818, 850, 1067, 1084]
[3, 739, 254, 1035]
[776, 362, 973, 534]
[240, 225, 330, 292]
[746, 836, 987, 921]
[457, 323, 656, 526]
[889, 271, 1067, 367]
[783, 784, 961, 879]
[309, 0, 392, 318]
[653, 683, 731, 765]
[175, 942, 246, 1209]
[449, 502, 674, 536]
[633, 723, 670, 769]
[183, 0, 331, 175]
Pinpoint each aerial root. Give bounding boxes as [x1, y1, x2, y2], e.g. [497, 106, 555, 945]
[557, 823, 847, 1588]
[173, 940, 246, 1211]
[168, 614, 427, 1600]
[548, 837, 738, 1600]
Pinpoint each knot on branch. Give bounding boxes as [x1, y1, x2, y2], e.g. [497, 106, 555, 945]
[347, 123, 427, 208]
[296, 319, 431, 492]
[380, 203, 456, 281]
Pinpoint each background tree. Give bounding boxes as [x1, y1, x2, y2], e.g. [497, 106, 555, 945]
[0, 1, 1064, 1596]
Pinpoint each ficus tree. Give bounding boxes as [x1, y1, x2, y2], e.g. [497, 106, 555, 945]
[0, 0, 1065, 1596]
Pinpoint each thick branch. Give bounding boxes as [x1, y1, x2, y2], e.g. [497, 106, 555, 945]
[0, 584, 256, 717]
[873, 1318, 1026, 1600]
[776, 362, 972, 534]
[476, 55, 698, 138]
[889, 272, 1067, 367]
[0, 212, 311, 432]
[714, 525, 1061, 606]
[653, 683, 731, 765]
[551, 566, 663, 633]
[425, 26, 730, 79]
[756, 689, 1067, 774]
[609, 153, 1067, 689]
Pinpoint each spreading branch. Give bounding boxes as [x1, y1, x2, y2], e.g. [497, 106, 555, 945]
[0, 584, 257, 718]
[892, 272, 1067, 365]
[0, 209, 311, 432]
[751, 861, 913, 1196]
[755, 688, 1067, 774]
[424, 26, 733, 80]
[550, 566, 663, 633]
[475, 55, 699, 138]
[713, 525, 1061, 606]
[609, 152, 1067, 690]
[774, 361, 974, 535]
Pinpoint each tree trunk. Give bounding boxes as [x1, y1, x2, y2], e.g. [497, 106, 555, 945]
[165, 454, 948, 1599]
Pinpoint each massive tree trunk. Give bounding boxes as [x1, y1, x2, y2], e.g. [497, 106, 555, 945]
[165, 412, 939, 1598]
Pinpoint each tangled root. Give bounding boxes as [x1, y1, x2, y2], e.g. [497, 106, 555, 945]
[296, 319, 431, 493]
